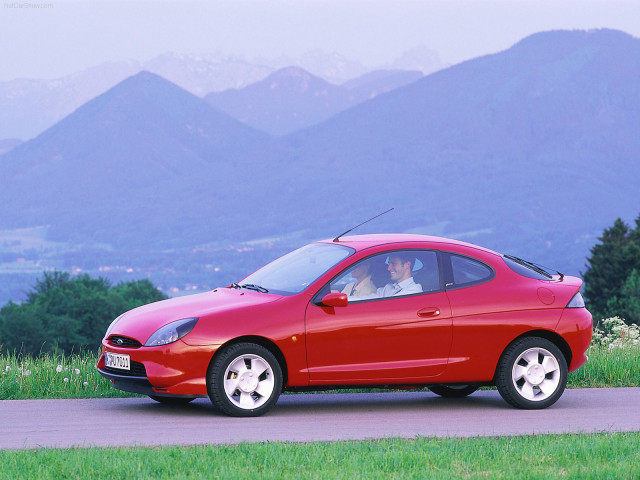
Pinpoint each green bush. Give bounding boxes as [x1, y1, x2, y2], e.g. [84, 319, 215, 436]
[0, 272, 167, 355]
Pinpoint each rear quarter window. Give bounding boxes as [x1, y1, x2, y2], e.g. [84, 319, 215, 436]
[450, 255, 493, 286]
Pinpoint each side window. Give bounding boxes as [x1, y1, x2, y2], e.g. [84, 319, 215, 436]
[322, 249, 441, 303]
[449, 254, 493, 287]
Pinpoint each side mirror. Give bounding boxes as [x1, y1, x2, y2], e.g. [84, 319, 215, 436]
[321, 292, 348, 307]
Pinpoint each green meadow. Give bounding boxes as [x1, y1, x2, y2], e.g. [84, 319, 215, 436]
[0, 434, 639, 480]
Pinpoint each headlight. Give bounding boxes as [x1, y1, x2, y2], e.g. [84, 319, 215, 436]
[567, 292, 586, 308]
[104, 314, 124, 339]
[145, 318, 199, 346]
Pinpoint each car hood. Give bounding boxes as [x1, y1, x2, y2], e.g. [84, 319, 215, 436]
[108, 288, 283, 344]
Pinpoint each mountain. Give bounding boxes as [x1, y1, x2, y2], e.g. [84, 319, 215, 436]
[0, 48, 441, 141]
[259, 28, 640, 273]
[0, 71, 270, 246]
[258, 50, 370, 84]
[0, 56, 273, 141]
[204, 67, 350, 135]
[385, 45, 448, 75]
[205, 67, 422, 135]
[142, 53, 274, 96]
[0, 138, 22, 155]
[0, 61, 142, 141]
[342, 69, 423, 99]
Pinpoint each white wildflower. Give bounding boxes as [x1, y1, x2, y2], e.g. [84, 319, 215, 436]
[83, 382, 88, 387]
[56, 365, 63, 373]
[23, 370, 31, 376]
[64, 377, 69, 383]
[5, 366, 10, 372]
[74, 368, 80, 375]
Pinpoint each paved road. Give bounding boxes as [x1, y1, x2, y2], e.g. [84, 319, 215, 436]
[2, 388, 639, 450]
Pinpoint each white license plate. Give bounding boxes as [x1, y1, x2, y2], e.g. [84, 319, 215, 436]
[105, 352, 130, 371]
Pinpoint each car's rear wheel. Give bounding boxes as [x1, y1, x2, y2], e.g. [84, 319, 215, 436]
[429, 385, 478, 398]
[208, 343, 282, 417]
[148, 395, 196, 405]
[496, 337, 567, 409]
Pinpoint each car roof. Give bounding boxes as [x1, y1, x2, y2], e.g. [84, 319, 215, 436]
[318, 234, 500, 256]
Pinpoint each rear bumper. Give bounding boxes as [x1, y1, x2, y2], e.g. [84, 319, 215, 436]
[556, 307, 593, 372]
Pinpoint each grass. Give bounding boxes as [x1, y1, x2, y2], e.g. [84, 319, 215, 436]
[567, 344, 640, 388]
[0, 433, 639, 479]
[0, 349, 138, 400]
[0, 341, 639, 400]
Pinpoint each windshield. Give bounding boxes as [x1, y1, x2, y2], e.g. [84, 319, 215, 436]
[240, 243, 354, 295]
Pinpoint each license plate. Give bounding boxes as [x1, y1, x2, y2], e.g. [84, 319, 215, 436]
[105, 352, 130, 371]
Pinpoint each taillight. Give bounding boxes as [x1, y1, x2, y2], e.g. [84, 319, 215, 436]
[566, 292, 585, 308]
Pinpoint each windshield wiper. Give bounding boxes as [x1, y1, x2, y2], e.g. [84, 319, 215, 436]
[504, 255, 556, 279]
[231, 283, 242, 289]
[239, 283, 269, 293]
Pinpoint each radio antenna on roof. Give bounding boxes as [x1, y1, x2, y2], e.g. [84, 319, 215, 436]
[333, 208, 394, 242]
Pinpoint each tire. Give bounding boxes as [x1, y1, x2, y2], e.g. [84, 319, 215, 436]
[148, 395, 196, 405]
[429, 385, 478, 398]
[208, 343, 283, 417]
[495, 337, 567, 409]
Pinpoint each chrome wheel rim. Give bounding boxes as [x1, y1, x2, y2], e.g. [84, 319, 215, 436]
[223, 353, 275, 410]
[511, 347, 561, 401]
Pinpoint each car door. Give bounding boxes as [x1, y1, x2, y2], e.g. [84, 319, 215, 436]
[304, 249, 453, 385]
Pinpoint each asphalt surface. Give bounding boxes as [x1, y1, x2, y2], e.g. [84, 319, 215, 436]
[2, 388, 639, 450]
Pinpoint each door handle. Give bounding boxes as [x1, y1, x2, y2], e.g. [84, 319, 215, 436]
[417, 307, 441, 318]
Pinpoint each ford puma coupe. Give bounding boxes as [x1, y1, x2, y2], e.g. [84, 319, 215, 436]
[97, 234, 592, 416]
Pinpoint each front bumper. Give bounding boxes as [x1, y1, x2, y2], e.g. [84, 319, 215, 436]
[96, 339, 217, 396]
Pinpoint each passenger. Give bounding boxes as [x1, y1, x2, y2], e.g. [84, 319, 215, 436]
[341, 262, 376, 297]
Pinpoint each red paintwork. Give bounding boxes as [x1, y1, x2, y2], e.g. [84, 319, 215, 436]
[98, 234, 592, 396]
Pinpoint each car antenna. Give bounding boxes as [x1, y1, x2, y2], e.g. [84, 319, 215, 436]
[333, 208, 394, 242]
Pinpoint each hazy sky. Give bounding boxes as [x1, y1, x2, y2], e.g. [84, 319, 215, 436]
[1, 0, 638, 81]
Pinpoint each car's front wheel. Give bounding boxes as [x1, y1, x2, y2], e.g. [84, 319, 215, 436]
[496, 337, 567, 409]
[208, 343, 282, 417]
[429, 385, 478, 398]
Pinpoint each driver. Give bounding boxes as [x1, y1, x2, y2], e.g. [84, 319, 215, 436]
[375, 253, 422, 297]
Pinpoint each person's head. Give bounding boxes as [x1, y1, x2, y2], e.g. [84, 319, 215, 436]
[387, 254, 413, 283]
[351, 262, 370, 282]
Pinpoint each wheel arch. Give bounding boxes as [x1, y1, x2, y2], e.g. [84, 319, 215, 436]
[209, 336, 289, 387]
[494, 330, 572, 380]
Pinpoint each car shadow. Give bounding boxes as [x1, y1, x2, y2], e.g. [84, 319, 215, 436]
[110, 390, 508, 417]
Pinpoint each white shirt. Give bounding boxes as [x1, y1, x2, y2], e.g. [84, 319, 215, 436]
[353, 277, 423, 301]
[376, 277, 422, 297]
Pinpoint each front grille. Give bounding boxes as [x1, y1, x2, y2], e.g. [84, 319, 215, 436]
[104, 360, 147, 377]
[109, 336, 142, 348]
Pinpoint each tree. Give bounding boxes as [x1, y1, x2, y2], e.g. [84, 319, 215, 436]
[582, 216, 640, 322]
[605, 269, 640, 326]
[0, 272, 168, 355]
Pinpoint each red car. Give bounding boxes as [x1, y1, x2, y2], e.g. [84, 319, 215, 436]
[97, 234, 592, 416]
